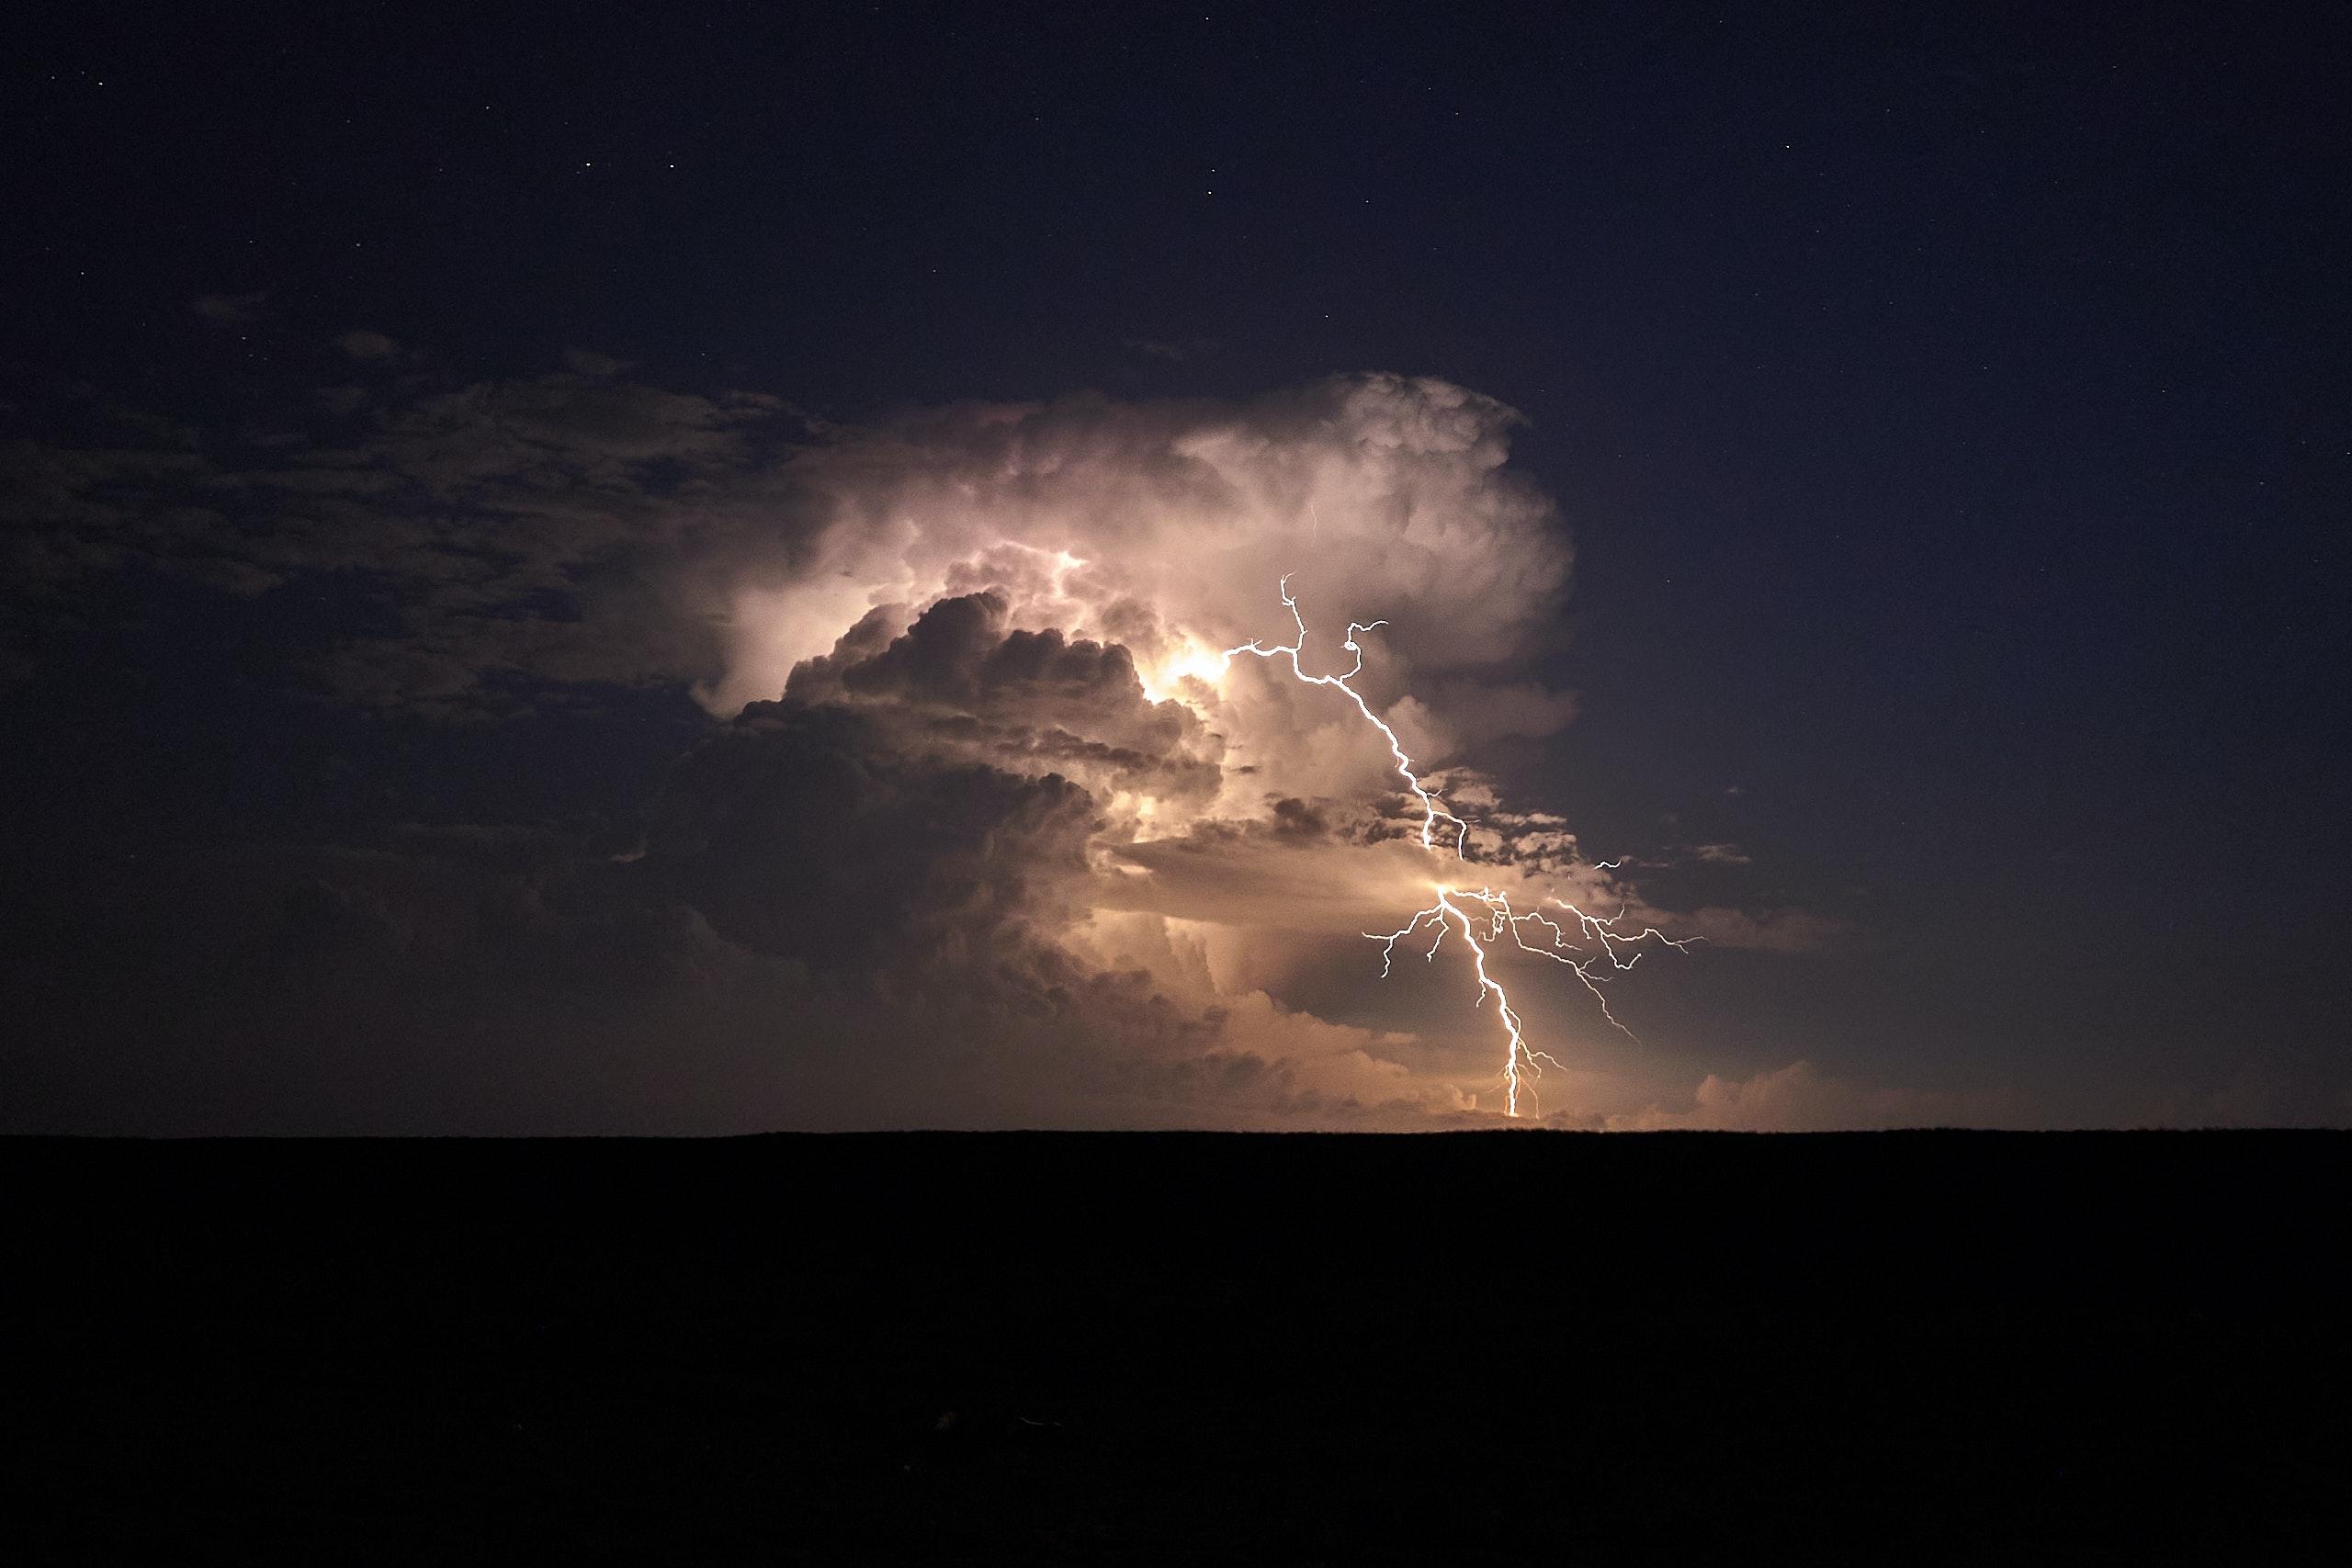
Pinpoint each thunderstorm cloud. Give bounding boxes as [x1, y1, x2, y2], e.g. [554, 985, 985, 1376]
[3, 361, 1855, 1133]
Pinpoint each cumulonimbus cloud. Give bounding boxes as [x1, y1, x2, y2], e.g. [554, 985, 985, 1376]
[698, 374, 1574, 723]
[3, 364, 1848, 1130]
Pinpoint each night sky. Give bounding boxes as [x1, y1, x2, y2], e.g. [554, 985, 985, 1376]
[6, 3, 2345, 1133]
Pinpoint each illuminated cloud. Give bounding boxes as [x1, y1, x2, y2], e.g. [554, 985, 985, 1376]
[0, 362, 1843, 1129]
[698, 373, 1572, 722]
[1598, 1060, 2028, 1133]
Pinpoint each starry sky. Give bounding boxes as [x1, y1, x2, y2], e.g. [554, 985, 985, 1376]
[5, 3, 2345, 1133]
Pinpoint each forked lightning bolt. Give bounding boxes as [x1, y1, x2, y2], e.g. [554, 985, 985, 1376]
[1225, 578, 1692, 1117]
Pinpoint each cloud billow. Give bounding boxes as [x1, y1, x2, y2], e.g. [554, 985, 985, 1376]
[1, 361, 1853, 1131]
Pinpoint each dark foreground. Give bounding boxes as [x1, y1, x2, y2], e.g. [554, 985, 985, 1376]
[6, 1132, 2345, 1562]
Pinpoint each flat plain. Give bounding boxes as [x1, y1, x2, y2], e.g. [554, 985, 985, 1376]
[7, 1131, 2344, 1562]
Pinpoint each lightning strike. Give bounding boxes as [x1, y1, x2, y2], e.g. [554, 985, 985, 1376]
[1224, 578, 1470, 857]
[1227, 578, 1691, 1117]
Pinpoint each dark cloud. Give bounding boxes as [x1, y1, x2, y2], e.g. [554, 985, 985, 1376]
[1, 365, 814, 717]
[0, 359, 1883, 1132]
[561, 348, 632, 378]
[0, 762, 1348, 1134]
[4, 365, 1568, 731]
[647, 699, 1100, 970]
[334, 330, 400, 361]
[2, 836, 798, 1135]
[1123, 336, 1219, 364]
[191, 291, 267, 324]
[1270, 797, 1330, 842]
[785, 592, 1222, 803]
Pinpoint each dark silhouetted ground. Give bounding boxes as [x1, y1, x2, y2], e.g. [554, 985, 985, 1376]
[6, 1131, 2344, 1562]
